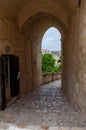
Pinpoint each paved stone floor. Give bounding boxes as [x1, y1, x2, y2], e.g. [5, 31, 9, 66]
[0, 80, 86, 130]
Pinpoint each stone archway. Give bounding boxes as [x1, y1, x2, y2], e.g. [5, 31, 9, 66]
[21, 12, 66, 90]
[0, 0, 85, 120]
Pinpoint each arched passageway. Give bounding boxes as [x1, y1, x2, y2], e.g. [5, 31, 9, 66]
[22, 12, 65, 90]
[0, 0, 85, 128]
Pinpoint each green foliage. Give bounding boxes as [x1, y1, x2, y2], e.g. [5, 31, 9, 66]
[42, 53, 61, 74]
[57, 56, 62, 69]
[42, 53, 55, 74]
[57, 56, 61, 63]
[53, 66, 61, 72]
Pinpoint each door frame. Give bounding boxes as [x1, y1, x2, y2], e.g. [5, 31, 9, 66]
[0, 54, 20, 110]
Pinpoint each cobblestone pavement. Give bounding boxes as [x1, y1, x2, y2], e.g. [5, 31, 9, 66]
[0, 80, 86, 130]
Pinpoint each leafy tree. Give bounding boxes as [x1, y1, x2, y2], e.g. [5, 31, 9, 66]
[42, 53, 62, 74]
[53, 66, 61, 72]
[42, 53, 55, 73]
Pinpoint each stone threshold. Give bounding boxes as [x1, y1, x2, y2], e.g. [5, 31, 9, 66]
[0, 123, 86, 130]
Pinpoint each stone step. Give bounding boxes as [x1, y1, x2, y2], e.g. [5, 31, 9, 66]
[0, 123, 86, 130]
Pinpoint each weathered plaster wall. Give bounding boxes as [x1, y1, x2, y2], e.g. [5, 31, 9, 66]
[62, 0, 86, 119]
[0, 8, 27, 96]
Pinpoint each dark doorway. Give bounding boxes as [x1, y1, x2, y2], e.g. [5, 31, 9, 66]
[0, 57, 6, 110]
[0, 55, 20, 110]
[9, 56, 19, 97]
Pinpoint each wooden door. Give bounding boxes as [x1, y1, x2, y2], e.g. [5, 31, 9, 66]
[3, 56, 10, 102]
[0, 57, 6, 110]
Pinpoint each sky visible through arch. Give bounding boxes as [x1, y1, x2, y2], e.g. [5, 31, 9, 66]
[42, 27, 61, 51]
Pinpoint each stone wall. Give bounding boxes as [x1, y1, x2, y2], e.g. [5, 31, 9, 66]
[62, 0, 86, 119]
[42, 72, 61, 84]
[0, 8, 27, 96]
[0, 0, 86, 119]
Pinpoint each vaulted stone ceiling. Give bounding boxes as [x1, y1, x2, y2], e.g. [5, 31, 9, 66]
[0, 0, 78, 28]
[0, 1, 77, 18]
